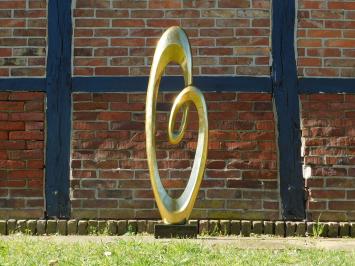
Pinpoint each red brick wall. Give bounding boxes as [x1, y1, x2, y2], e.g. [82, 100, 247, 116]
[301, 94, 355, 221]
[0, 92, 45, 218]
[297, 0, 355, 77]
[0, 0, 354, 222]
[71, 92, 279, 220]
[73, 0, 271, 76]
[0, 0, 47, 77]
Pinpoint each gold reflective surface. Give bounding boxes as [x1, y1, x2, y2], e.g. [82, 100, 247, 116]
[145, 26, 208, 224]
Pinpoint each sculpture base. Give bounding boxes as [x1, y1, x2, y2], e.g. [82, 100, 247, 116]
[154, 224, 197, 239]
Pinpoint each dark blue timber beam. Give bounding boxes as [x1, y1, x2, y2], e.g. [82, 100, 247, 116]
[72, 76, 272, 92]
[45, 0, 72, 218]
[0, 78, 46, 91]
[272, 0, 305, 219]
[299, 78, 355, 94]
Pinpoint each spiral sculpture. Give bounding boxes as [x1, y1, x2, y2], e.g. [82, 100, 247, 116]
[145, 27, 209, 224]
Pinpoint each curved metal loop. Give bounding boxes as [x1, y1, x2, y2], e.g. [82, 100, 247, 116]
[168, 102, 189, 145]
[146, 27, 208, 224]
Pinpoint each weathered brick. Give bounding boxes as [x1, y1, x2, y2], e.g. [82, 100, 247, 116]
[351, 223, 355, 238]
[88, 220, 98, 234]
[241, 220, 251, 236]
[117, 220, 127, 235]
[16, 220, 26, 233]
[199, 220, 209, 235]
[298, 1, 355, 77]
[275, 221, 285, 237]
[301, 93, 355, 222]
[328, 222, 339, 238]
[7, 219, 16, 234]
[72, 0, 270, 76]
[220, 220, 230, 235]
[97, 220, 107, 234]
[252, 221, 263, 235]
[295, 222, 306, 237]
[339, 222, 350, 237]
[46, 220, 57, 235]
[137, 220, 146, 233]
[147, 220, 158, 234]
[69, 90, 279, 221]
[107, 220, 117, 235]
[209, 220, 220, 235]
[127, 220, 137, 234]
[0, 220, 6, 235]
[285, 222, 296, 237]
[36, 219, 46, 235]
[263, 221, 274, 235]
[25, 220, 36, 235]
[57, 220, 67, 235]
[78, 220, 88, 235]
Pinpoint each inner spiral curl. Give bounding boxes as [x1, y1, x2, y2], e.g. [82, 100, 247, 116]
[168, 100, 189, 145]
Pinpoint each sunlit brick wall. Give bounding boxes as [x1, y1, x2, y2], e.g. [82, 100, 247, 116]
[0, 0, 47, 77]
[297, 0, 355, 77]
[71, 92, 279, 220]
[73, 0, 271, 76]
[301, 94, 355, 221]
[0, 92, 45, 218]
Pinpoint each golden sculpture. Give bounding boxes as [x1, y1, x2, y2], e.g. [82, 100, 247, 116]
[145, 27, 209, 224]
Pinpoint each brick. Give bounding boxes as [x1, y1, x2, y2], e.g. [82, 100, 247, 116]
[328, 222, 339, 238]
[187, 220, 198, 226]
[147, 220, 158, 234]
[97, 220, 107, 234]
[199, 220, 209, 235]
[76, 19, 109, 28]
[107, 220, 117, 235]
[57, 220, 67, 235]
[263, 221, 274, 235]
[117, 220, 127, 235]
[295, 222, 306, 237]
[78, 220, 88, 235]
[137, 220, 146, 233]
[220, 220, 230, 235]
[339, 222, 350, 238]
[72, 90, 278, 219]
[0, 220, 6, 235]
[76, 0, 109, 8]
[285, 222, 296, 237]
[17, 220, 26, 234]
[0, 102, 24, 111]
[0, 1, 26, 9]
[7, 219, 16, 234]
[328, 2, 355, 10]
[88, 220, 98, 234]
[219, 0, 250, 8]
[351, 223, 355, 238]
[46, 220, 57, 235]
[209, 220, 220, 235]
[252, 221, 263, 235]
[127, 220, 137, 234]
[36, 220, 46, 235]
[275, 221, 285, 237]
[241, 220, 251, 236]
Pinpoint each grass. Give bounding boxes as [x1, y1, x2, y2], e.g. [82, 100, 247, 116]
[312, 214, 325, 238]
[0, 236, 354, 266]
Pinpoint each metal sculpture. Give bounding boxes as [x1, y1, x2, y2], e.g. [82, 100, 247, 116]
[145, 26, 208, 224]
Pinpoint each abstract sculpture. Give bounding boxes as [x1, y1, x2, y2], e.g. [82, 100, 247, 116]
[145, 26, 209, 230]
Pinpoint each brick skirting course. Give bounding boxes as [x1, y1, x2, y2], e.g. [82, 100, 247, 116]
[0, 219, 354, 238]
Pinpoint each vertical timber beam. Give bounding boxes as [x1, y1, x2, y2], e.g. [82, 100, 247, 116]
[45, 0, 72, 218]
[272, 0, 305, 219]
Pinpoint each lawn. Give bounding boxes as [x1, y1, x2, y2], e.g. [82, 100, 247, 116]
[0, 236, 354, 265]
